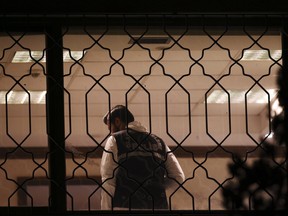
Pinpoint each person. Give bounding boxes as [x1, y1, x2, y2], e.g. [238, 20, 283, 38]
[100, 105, 185, 210]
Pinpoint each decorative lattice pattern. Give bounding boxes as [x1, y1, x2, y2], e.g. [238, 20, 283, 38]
[0, 14, 286, 215]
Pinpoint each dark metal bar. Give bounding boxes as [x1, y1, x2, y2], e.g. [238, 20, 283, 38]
[0, 15, 284, 32]
[1, 0, 288, 15]
[45, 24, 67, 214]
[281, 20, 288, 211]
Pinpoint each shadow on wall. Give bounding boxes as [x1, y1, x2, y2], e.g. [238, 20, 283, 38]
[221, 68, 287, 211]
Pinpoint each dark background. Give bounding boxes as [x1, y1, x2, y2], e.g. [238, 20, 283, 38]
[1, 0, 287, 15]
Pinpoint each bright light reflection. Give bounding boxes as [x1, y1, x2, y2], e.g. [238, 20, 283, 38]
[12, 50, 85, 63]
[207, 89, 277, 104]
[0, 91, 46, 104]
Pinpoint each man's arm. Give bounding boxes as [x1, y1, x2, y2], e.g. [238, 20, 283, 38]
[100, 136, 118, 210]
[164, 146, 185, 188]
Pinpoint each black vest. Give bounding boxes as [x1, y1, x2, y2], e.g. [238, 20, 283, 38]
[112, 129, 168, 209]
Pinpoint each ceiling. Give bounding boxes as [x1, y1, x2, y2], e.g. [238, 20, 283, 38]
[0, 28, 282, 148]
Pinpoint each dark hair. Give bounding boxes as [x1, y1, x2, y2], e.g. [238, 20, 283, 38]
[103, 105, 134, 125]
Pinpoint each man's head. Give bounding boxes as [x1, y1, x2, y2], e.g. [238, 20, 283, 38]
[103, 105, 134, 132]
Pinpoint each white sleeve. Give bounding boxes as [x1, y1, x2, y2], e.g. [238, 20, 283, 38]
[164, 146, 185, 188]
[100, 136, 118, 210]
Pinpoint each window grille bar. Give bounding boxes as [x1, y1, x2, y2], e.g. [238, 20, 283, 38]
[281, 21, 288, 209]
[45, 24, 67, 214]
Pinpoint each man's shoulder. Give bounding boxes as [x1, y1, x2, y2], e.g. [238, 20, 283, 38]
[112, 128, 144, 135]
[111, 129, 128, 136]
[112, 129, 164, 144]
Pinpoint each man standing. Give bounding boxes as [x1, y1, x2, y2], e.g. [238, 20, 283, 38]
[100, 105, 185, 210]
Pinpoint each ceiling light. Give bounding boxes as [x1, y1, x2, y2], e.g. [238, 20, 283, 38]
[63, 51, 85, 62]
[0, 90, 46, 104]
[207, 89, 278, 104]
[12, 51, 86, 63]
[242, 50, 281, 61]
[12, 51, 44, 63]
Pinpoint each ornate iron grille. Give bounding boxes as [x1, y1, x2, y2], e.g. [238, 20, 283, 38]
[0, 14, 287, 216]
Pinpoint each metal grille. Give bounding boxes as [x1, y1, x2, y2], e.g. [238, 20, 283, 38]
[0, 14, 287, 215]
